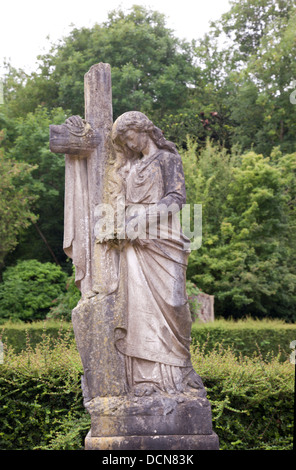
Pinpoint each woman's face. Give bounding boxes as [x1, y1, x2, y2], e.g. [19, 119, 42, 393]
[121, 129, 148, 155]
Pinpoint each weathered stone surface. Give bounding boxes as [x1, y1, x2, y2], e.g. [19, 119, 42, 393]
[197, 293, 215, 323]
[72, 293, 126, 400]
[85, 431, 219, 451]
[49, 117, 101, 156]
[108, 111, 203, 397]
[85, 394, 214, 437]
[49, 63, 113, 297]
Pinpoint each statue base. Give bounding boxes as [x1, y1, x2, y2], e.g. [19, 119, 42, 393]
[84, 393, 219, 451]
[85, 431, 219, 450]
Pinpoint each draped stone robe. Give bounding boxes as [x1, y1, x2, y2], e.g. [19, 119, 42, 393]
[114, 149, 193, 393]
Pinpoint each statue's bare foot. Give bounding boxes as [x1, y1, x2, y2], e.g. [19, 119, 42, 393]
[183, 369, 207, 397]
[133, 383, 156, 397]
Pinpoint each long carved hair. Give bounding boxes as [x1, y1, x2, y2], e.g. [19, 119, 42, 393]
[108, 111, 177, 216]
[112, 111, 177, 156]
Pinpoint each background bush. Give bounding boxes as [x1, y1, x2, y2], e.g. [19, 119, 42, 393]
[0, 320, 74, 354]
[0, 260, 67, 322]
[47, 267, 81, 322]
[0, 329, 88, 450]
[2, 317, 296, 360]
[191, 343, 294, 450]
[191, 318, 296, 362]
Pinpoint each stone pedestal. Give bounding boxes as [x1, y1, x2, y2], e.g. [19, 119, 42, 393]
[85, 432, 219, 450]
[84, 394, 219, 450]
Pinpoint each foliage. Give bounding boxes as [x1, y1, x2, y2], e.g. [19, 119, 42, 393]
[47, 267, 81, 321]
[0, 328, 88, 450]
[0, 136, 37, 272]
[191, 342, 294, 450]
[2, 6, 196, 122]
[158, 110, 232, 152]
[186, 280, 202, 322]
[195, 0, 296, 155]
[0, 322, 294, 450]
[1, 106, 69, 269]
[182, 140, 296, 320]
[0, 319, 74, 354]
[0, 260, 67, 322]
[1, 317, 295, 363]
[191, 317, 296, 362]
[3, 2, 296, 157]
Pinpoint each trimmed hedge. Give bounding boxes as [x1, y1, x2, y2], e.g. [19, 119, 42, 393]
[192, 343, 294, 450]
[2, 318, 296, 361]
[0, 327, 294, 450]
[0, 330, 88, 450]
[191, 318, 296, 362]
[0, 320, 74, 354]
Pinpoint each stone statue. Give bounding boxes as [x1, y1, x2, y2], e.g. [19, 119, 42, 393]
[49, 63, 219, 450]
[108, 110, 205, 397]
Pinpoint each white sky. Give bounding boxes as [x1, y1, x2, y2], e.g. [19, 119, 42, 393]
[0, 0, 231, 78]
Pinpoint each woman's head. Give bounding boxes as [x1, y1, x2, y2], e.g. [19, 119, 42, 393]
[112, 111, 153, 142]
[112, 111, 177, 156]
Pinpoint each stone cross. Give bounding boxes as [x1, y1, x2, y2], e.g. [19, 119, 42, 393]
[49, 63, 126, 399]
[50, 63, 113, 296]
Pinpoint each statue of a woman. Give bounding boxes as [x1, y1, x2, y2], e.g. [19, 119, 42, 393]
[103, 111, 206, 398]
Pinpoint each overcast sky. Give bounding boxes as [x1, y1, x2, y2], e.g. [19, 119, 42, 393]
[0, 0, 231, 77]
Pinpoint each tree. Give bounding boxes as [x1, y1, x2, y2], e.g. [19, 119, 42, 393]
[213, 0, 296, 66]
[3, 3, 296, 155]
[3, 6, 197, 122]
[159, 109, 232, 152]
[0, 135, 37, 276]
[182, 140, 296, 320]
[190, 0, 296, 155]
[2, 106, 68, 268]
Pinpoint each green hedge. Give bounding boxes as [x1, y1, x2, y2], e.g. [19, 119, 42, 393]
[0, 320, 74, 354]
[2, 318, 296, 361]
[0, 331, 88, 450]
[192, 343, 294, 450]
[192, 318, 296, 362]
[0, 329, 294, 450]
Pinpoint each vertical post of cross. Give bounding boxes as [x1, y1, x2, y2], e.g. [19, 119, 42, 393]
[49, 63, 127, 400]
[83, 63, 114, 288]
